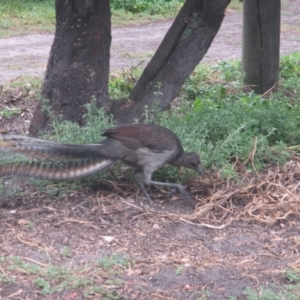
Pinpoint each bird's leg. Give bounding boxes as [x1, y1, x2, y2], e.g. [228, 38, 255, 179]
[134, 175, 153, 204]
[149, 180, 192, 202]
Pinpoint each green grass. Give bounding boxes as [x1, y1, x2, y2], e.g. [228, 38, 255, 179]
[0, 254, 127, 298]
[0, 107, 21, 118]
[0, 0, 55, 36]
[0, 0, 242, 36]
[244, 269, 300, 299]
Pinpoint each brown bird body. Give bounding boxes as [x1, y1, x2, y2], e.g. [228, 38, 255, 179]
[0, 124, 202, 203]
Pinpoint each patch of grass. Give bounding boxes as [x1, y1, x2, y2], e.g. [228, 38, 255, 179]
[109, 66, 142, 99]
[0, 76, 42, 105]
[0, 254, 127, 297]
[42, 98, 115, 145]
[0, 0, 55, 36]
[244, 269, 300, 300]
[0, 0, 241, 36]
[97, 253, 129, 273]
[228, 0, 243, 11]
[0, 108, 21, 118]
[111, 0, 183, 15]
[175, 266, 184, 275]
[0, 0, 182, 36]
[60, 246, 72, 258]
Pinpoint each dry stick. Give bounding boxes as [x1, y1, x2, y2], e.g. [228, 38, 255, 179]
[108, 168, 119, 182]
[261, 82, 279, 97]
[250, 136, 258, 175]
[178, 217, 233, 229]
[55, 218, 102, 230]
[150, 293, 177, 300]
[0, 264, 7, 276]
[7, 289, 23, 298]
[121, 199, 144, 211]
[23, 257, 48, 267]
[243, 136, 258, 175]
[17, 234, 48, 252]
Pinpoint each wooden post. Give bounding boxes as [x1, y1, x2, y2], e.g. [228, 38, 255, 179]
[242, 0, 281, 94]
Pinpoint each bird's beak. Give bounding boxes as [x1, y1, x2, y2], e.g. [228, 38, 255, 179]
[197, 165, 204, 177]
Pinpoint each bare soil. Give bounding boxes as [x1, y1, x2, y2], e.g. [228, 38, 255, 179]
[0, 1, 300, 299]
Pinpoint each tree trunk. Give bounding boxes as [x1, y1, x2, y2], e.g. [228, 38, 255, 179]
[242, 0, 281, 94]
[30, 0, 111, 136]
[30, 0, 230, 135]
[111, 0, 230, 123]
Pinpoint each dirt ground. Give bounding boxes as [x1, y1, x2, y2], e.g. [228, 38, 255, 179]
[0, 1, 300, 299]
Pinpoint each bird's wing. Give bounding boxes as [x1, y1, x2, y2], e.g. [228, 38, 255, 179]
[102, 124, 163, 153]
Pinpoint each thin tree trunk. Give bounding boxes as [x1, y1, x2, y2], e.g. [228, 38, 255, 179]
[111, 0, 230, 123]
[30, 0, 111, 136]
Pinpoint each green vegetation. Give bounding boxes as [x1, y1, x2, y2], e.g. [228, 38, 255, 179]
[244, 269, 300, 299]
[43, 52, 300, 180]
[110, 0, 183, 15]
[0, 0, 242, 36]
[0, 254, 127, 298]
[0, 0, 55, 36]
[0, 107, 21, 118]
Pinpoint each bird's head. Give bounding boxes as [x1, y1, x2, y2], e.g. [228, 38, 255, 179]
[178, 152, 203, 176]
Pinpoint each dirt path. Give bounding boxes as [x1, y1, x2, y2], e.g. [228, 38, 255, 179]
[0, 1, 299, 85]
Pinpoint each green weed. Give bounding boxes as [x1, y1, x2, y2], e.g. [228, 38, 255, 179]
[0, 108, 21, 118]
[0, 255, 126, 297]
[60, 246, 72, 258]
[97, 253, 129, 272]
[244, 269, 300, 300]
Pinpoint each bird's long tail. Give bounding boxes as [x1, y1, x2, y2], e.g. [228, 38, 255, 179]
[0, 134, 105, 160]
[0, 134, 115, 180]
[0, 158, 115, 180]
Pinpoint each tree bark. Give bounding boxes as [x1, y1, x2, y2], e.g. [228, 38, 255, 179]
[111, 0, 231, 123]
[30, 0, 111, 136]
[242, 0, 281, 94]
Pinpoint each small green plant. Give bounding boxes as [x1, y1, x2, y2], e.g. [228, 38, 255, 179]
[245, 269, 300, 300]
[97, 253, 129, 272]
[26, 220, 35, 228]
[285, 269, 300, 283]
[175, 265, 184, 275]
[0, 273, 15, 284]
[0, 108, 20, 118]
[34, 278, 53, 295]
[60, 246, 72, 258]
